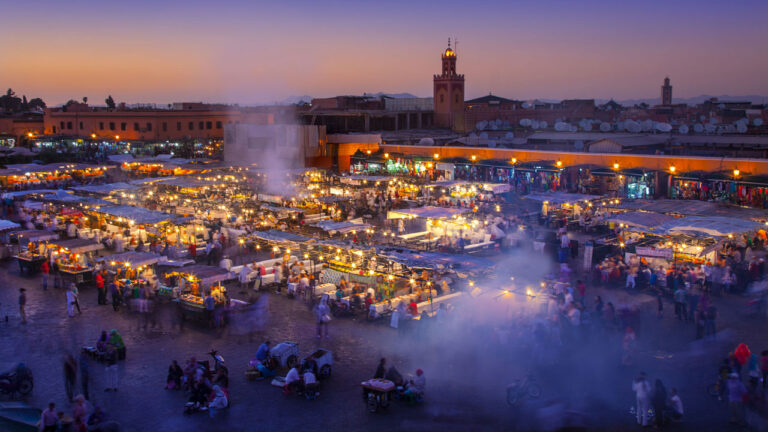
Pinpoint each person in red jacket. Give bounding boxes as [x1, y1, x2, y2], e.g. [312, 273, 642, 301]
[188, 243, 196, 259]
[41, 260, 50, 291]
[95, 271, 106, 305]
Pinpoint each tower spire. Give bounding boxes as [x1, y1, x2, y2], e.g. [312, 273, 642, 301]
[448, 37, 451, 49]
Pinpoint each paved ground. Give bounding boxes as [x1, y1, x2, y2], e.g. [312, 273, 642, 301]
[1, 246, 767, 431]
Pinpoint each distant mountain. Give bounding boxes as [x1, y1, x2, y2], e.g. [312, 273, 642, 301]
[363, 92, 420, 99]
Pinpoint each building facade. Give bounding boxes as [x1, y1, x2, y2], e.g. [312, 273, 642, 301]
[42, 103, 291, 142]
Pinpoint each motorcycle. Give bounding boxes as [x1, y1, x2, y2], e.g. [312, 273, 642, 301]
[506, 374, 542, 405]
[0, 363, 34, 398]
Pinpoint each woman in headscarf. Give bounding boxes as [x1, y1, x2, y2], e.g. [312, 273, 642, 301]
[108, 329, 125, 360]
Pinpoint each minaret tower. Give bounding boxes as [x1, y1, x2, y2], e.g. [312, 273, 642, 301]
[433, 38, 465, 131]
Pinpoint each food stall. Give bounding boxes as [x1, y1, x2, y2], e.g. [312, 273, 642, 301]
[43, 238, 105, 285]
[165, 265, 231, 318]
[100, 251, 162, 297]
[12, 230, 59, 275]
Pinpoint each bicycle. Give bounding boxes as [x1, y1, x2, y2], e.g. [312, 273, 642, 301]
[506, 374, 542, 405]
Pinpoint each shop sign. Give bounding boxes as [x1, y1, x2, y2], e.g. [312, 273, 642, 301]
[635, 246, 673, 260]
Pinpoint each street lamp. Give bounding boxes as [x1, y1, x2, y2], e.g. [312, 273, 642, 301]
[433, 153, 439, 160]
[733, 169, 740, 177]
[669, 165, 676, 173]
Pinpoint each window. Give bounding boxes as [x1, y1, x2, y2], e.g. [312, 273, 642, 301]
[53, 126, 57, 133]
[216, 121, 222, 129]
[109, 122, 115, 130]
[440, 95, 444, 104]
[162, 122, 167, 132]
[198, 121, 204, 130]
[177, 122, 182, 131]
[455, 94, 459, 104]
[79, 122, 83, 129]
[60, 121, 65, 130]
[133, 123, 139, 131]
[188, 122, 194, 130]
[206, 121, 212, 129]
[67, 121, 72, 129]
[99, 122, 104, 130]
[121, 122, 127, 131]
[146, 123, 152, 131]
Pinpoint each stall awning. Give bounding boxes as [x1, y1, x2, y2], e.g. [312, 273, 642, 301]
[71, 182, 138, 195]
[314, 220, 371, 233]
[1, 189, 60, 199]
[655, 216, 764, 237]
[13, 230, 59, 242]
[376, 247, 495, 273]
[388, 206, 470, 220]
[172, 264, 230, 285]
[155, 177, 210, 188]
[103, 251, 161, 267]
[0, 219, 21, 231]
[605, 211, 677, 229]
[610, 199, 768, 221]
[250, 230, 314, 244]
[42, 190, 109, 206]
[45, 238, 104, 254]
[94, 205, 175, 225]
[482, 183, 512, 194]
[524, 192, 600, 205]
[339, 175, 392, 185]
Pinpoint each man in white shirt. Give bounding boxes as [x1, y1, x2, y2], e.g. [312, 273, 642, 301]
[666, 388, 683, 421]
[560, 231, 569, 249]
[303, 370, 318, 395]
[632, 373, 652, 427]
[284, 366, 302, 394]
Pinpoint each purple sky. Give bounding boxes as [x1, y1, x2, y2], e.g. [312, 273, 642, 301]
[1, 0, 766, 105]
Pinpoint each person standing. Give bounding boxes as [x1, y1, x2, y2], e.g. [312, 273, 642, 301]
[95, 270, 106, 305]
[40, 401, 58, 432]
[673, 286, 687, 321]
[204, 292, 215, 328]
[66, 286, 77, 317]
[18, 288, 27, 324]
[109, 280, 121, 312]
[314, 298, 330, 339]
[652, 379, 667, 428]
[41, 260, 50, 290]
[70, 283, 82, 315]
[727, 373, 746, 425]
[63, 354, 77, 402]
[632, 372, 652, 427]
[104, 345, 118, 392]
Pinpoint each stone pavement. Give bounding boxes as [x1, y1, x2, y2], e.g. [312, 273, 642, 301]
[0, 249, 766, 431]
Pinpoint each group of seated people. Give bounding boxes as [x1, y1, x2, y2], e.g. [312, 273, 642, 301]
[282, 348, 320, 397]
[372, 357, 426, 402]
[172, 356, 229, 412]
[83, 329, 125, 361]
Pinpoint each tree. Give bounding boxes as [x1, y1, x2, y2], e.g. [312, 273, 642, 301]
[27, 98, 46, 110]
[0, 88, 22, 112]
[82, 97, 88, 104]
[22, 95, 28, 110]
[105, 95, 115, 109]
